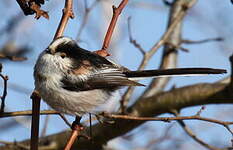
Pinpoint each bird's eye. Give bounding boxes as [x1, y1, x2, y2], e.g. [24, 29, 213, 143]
[60, 52, 67, 58]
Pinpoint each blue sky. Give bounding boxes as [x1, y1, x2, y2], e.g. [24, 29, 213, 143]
[0, 0, 232, 149]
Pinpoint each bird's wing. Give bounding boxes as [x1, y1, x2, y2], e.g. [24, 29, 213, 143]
[61, 67, 144, 92]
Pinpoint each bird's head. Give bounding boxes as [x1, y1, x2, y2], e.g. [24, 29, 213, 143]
[35, 37, 79, 74]
[47, 36, 76, 55]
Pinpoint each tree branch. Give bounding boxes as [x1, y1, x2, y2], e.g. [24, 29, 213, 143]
[53, 0, 74, 41]
[175, 111, 225, 150]
[0, 70, 8, 113]
[1, 78, 232, 150]
[182, 37, 223, 45]
[143, 0, 197, 97]
[120, 0, 197, 111]
[94, 0, 128, 57]
[30, 91, 41, 150]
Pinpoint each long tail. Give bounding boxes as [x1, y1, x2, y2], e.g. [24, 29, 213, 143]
[124, 68, 226, 79]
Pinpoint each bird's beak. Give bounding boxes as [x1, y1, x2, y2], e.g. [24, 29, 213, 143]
[45, 48, 53, 54]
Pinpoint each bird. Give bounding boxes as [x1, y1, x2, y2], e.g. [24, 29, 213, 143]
[34, 36, 226, 118]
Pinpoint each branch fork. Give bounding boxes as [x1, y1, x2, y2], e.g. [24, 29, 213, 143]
[64, 117, 88, 150]
[62, 8, 75, 19]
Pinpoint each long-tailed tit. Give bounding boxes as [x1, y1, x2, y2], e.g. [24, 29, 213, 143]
[34, 37, 226, 117]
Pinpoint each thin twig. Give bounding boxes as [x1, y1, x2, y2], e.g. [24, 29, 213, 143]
[142, 0, 197, 98]
[178, 120, 223, 150]
[59, 113, 72, 128]
[76, 0, 99, 40]
[94, 0, 129, 57]
[145, 125, 173, 149]
[0, 110, 58, 118]
[120, 0, 196, 112]
[182, 37, 223, 44]
[0, 73, 8, 113]
[0, 139, 58, 150]
[40, 115, 50, 137]
[102, 0, 128, 50]
[146, 1, 195, 62]
[5, 109, 233, 130]
[173, 110, 222, 150]
[127, 17, 146, 54]
[53, 0, 74, 41]
[0, 140, 29, 150]
[101, 113, 233, 126]
[119, 16, 146, 113]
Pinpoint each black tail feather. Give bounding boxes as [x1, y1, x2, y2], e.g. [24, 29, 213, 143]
[124, 68, 227, 78]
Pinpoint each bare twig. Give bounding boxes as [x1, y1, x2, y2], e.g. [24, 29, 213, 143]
[1, 79, 233, 150]
[127, 17, 146, 54]
[0, 140, 29, 150]
[101, 113, 233, 125]
[145, 125, 173, 149]
[178, 120, 223, 150]
[119, 16, 146, 113]
[0, 139, 57, 150]
[53, 0, 74, 42]
[0, 41, 30, 62]
[196, 106, 206, 116]
[0, 53, 27, 61]
[59, 113, 72, 128]
[0, 110, 58, 118]
[76, 0, 99, 40]
[5, 109, 233, 135]
[40, 115, 50, 137]
[64, 117, 83, 150]
[172, 110, 223, 150]
[94, 0, 129, 57]
[120, 0, 197, 111]
[143, 0, 197, 98]
[0, 66, 8, 113]
[182, 37, 223, 44]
